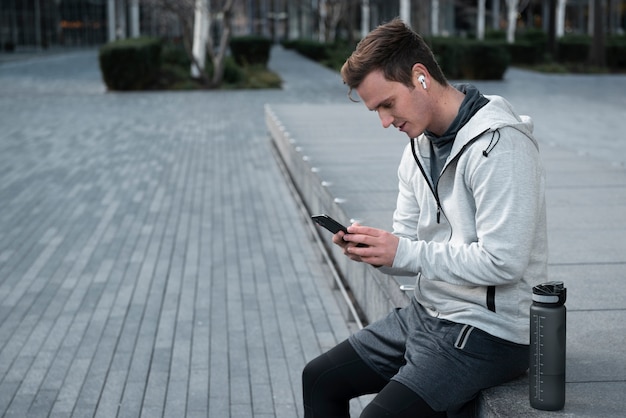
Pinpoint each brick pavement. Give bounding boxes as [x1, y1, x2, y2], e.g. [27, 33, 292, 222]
[0, 48, 363, 417]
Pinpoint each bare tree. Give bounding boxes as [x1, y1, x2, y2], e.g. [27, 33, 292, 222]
[361, 0, 370, 38]
[431, 0, 439, 36]
[505, 0, 519, 43]
[142, 0, 203, 79]
[556, 0, 567, 37]
[207, 0, 235, 86]
[143, 0, 236, 87]
[547, 0, 557, 56]
[492, 0, 501, 31]
[477, 0, 486, 40]
[318, 0, 348, 42]
[400, 0, 411, 26]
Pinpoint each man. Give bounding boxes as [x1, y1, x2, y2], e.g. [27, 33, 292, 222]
[302, 19, 548, 417]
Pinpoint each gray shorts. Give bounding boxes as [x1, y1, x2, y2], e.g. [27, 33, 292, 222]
[348, 298, 529, 412]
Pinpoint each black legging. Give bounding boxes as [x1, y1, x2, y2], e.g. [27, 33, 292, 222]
[302, 340, 446, 417]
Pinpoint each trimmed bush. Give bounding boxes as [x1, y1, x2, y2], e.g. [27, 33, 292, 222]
[428, 37, 466, 79]
[240, 65, 282, 89]
[158, 63, 194, 89]
[461, 41, 510, 79]
[283, 39, 357, 71]
[162, 42, 190, 68]
[285, 39, 329, 61]
[508, 42, 540, 65]
[428, 38, 510, 80]
[510, 29, 547, 65]
[323, 41, 358, 71]
[205, 56, 246, 86]
[519, 28, 548, 45]
[485, 30, 507, 41]
[557, 35, 590, 63]
[229, 36, 272, 67]
[99, 37, 162, 91]
[607, 36, 626, 70]
[98, 36, 280, 90]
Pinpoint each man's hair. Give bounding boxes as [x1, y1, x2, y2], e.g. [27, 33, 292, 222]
[341, 18, 447, 98]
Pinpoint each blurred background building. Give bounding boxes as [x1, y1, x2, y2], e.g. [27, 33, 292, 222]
[1, 0, 624, 51]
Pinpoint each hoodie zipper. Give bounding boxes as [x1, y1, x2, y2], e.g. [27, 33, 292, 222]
[410, 128, 490, 224]
[410, 138, 442, 223]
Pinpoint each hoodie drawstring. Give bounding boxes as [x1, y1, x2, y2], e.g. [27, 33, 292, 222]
[482, 130, 501, 157]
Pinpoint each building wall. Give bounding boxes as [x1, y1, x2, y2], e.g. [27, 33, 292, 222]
[1, 0, 107, 49]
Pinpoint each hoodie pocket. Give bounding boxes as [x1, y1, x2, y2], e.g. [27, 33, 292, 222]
[454, 324, 475, 350]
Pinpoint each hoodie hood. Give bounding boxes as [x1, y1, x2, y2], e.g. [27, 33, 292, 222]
[450, 95, 538, 158]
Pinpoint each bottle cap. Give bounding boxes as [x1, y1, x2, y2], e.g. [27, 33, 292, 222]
[532, 281, 567, 306]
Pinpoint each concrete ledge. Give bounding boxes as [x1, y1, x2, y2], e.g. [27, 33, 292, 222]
[265, 104, 411, 324]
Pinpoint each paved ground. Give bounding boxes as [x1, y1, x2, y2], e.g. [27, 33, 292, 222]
[0, 48, 362, 418]
[1, 45, 626, 418]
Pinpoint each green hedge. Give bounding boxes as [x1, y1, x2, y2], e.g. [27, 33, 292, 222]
[486, 31, 625, 70]
[509, 29, 547, 65]
[428, 37, 467, 79]
[484, 30, 507, 41]
[99, 37, 162, 91]
[555, 34, 626, 69]
[283, 36, 512, 80]
[324, 40, 359, 71]
[557, 35, 590, 63]
[161, 42, 190, 68]
[462, 41, 511, 79]
[282, 39, 358, 71]
[428, 38, 510, 80]
[507, 42, 541, 65]
[204, 56, 245, 85]
[607, 36, 626, 69]
[229, 36, 273, 66]
[282, 39, 329, 61]
[99, 37, 281, 91]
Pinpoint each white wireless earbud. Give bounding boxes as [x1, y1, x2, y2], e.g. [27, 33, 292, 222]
[418, 75, 427, 90]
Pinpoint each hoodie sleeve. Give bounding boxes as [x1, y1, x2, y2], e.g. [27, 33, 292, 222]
[378, 144, 423, 277]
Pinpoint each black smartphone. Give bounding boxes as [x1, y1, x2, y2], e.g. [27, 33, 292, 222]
[312, 214, 367, 247]
[312, 214, 348, 234]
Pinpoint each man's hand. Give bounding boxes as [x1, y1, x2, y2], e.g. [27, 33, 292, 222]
[332, 223, 399, 267]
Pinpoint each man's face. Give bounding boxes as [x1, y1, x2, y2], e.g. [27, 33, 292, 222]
[355, 70, 431, 139]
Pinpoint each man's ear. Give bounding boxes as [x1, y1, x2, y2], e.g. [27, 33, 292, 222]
[411, 63, 429, 81]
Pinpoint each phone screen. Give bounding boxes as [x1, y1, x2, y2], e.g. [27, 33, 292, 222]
[312, 214, 368, 247]
[311, 214, 348, 234]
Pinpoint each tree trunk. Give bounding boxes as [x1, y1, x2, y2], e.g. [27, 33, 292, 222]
[210, 0, 235, 87]
[361, 0, 370, 38]
[556, 0, 567, 38]
[506, 0, 519, 44]
[400, 0, 411, 27]
[477, 0, 486, 40]
[191, 0, 208, 79]
[431, 0, 439, 36]
[492, 0, 500, 30]
[588, 0, 606, 67]
[547, 0, 557, 56]
[319, 0, 327, 42]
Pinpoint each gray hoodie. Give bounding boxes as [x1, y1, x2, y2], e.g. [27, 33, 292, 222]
[380, 95, 548, 345]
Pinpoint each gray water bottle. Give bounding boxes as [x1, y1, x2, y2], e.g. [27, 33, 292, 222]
[529, 281, 567, 410]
